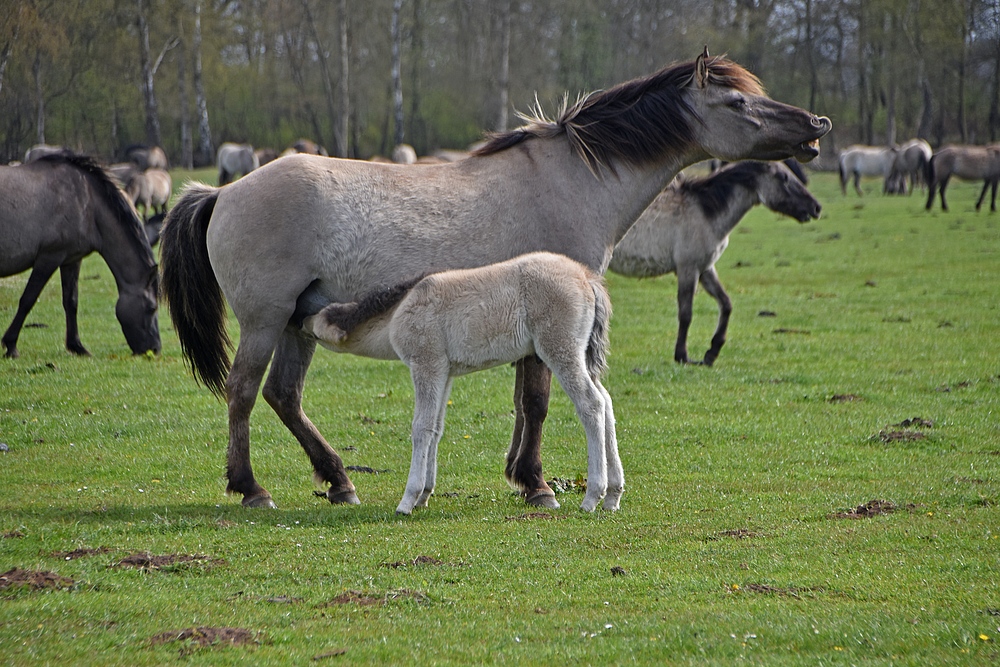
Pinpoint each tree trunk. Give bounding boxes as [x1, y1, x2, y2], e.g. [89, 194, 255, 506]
[137, 0, 161, 147]
[495, 0, 511, 132]
[177, 18, 193, 169]
[407, 0, 423, 151]
[33, 50, 44, 144]
[193, 0, 212, 166]
[300, 0, 334, 151]
[335, 0, 349, 158]
[391, 0, 404, 148]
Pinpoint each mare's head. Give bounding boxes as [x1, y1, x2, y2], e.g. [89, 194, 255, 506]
[749, 160, 821, 222]
[116, 265, 162, 355]
[474, 50, 830, 176]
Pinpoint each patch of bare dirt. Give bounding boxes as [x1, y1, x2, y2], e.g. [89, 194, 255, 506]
[610, 566, 627, 577]
[772, 328, 811, 335]
[547, 476, 586, 494]
[892, 417, 933, 429]
[381, 555, 463, 568]
[344, 465, 390, 474]
[2, 530, 25, 539]
[719, 529, 759, 539]
[49, 547, 111, 560]
[831, 499, 896, 519]
[878, 429, 927, 443]
[0, 567, 74, 590]
[113, 552, 221, 570]
[505, 512, 564, 521]
[313, 648, 348, 660]
[738, 583, 823, 599]
[319, 589, 428, 607]
[828, 394, 862, 403]
[150, 626, 257, 651]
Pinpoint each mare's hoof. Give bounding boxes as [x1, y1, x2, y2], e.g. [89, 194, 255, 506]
[327, 489, 361, 505]
[243, 494, 277, 509]
[525, 489, 560, 509]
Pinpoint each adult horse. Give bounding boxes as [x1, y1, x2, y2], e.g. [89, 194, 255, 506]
[125, 167, 172, 222]
[609, 161, 820, 366]
[889, 138, 932, 194]
[216, 143, 259, 186]
[925, 144, 1000, 212]
[0, 152, 161, 358]
[160, 51, 831, 510]
[838, 144, 897, 196]
[124, 145, 168, 171]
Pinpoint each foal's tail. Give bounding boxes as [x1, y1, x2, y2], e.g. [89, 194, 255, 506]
[159, 182, 231, 397]
[586, 275, 613, 381]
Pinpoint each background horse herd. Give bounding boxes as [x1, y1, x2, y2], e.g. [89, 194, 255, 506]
[1, 50, 993, 515]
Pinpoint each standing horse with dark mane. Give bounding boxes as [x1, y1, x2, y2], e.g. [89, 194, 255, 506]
[160, 50, 831, 510]
[0, 152, 161, 358]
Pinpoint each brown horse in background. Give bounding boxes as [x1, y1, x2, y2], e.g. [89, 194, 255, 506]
[926, 144, 1000, 212]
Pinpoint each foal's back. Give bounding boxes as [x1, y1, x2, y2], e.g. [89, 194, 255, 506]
[389, 252, 599, 376]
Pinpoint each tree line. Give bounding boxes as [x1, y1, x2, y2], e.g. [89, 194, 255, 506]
[2, 0, 999, 166]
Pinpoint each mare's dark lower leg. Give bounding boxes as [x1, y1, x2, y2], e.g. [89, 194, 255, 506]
[699, 268, 731, 367]
[59, 261, 89, 356]
[674, 271, 698, 364]
[2, 259, 60, 359]
[225, 332, 282, 508]
[976, 181, 990, 211]
[262, 329, 358, 505]
[939, 178, 951, 211]
[504, 356, 557, 508]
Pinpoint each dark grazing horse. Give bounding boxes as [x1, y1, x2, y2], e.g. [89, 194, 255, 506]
[0, 152, 161, 358]
[160, 51, 830, 510]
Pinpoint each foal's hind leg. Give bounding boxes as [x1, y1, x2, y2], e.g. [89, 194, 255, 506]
[415, 377, 453, 509]
[262, 329, 358, 505]
[505, 356, 558, 509]
[596, 381, 624, 511]
[398, 368, 451, 515]
[59, 261, 89, 356]
[674, 267, 699, 364]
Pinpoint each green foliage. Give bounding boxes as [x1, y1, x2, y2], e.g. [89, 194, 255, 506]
[0, 171, 998, 664]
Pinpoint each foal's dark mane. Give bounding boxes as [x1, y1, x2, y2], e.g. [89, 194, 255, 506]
[473, 56, 763, 175]
[321, 274, 427, 336]
[678, 161, 770, 219]
[36, 151, 155, 270]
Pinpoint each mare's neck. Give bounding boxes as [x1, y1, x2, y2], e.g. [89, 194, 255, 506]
[94, 203, 155, 295]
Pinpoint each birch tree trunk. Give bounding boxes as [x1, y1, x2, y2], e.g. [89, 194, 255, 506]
[193, 0, 212, 165]
[391, 0, 404, 148]
[335, 0, 349, 158]
[137, 0, 161, 146]
[495, 0, 511, 132]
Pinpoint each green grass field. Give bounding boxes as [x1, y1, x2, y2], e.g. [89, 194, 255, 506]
[1, 169, 998, 665]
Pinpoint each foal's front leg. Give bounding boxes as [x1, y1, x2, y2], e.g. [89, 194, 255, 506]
[397, 368, 450, 515]
[505, 356, 558, 508]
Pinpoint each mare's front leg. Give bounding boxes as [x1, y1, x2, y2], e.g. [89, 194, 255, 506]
[853, 172, 863, 197]
[975, 180, 991, 212]
[262, 328, 358, 505]
[698, 267, 732, 367]
[397, 367, 450, 515]
[505, 356, 558, 508]
[939, 177, 951, 211]
[59, 261, 89, 356]
[674, 268, 699, 364]
[2, 258, 61, 359]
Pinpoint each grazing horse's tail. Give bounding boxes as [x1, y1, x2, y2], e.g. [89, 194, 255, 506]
[586, 276, 612, 381]
[159, 182, 231, 397]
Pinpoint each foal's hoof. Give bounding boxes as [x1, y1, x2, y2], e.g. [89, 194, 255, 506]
[524, 489, 560, 509]
[243, 494, 278, 509]
[327, 488, 361, 505]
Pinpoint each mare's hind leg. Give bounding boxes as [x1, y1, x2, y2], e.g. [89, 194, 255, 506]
[939, 177, 951, 211]
[505, 356, 558, 508]
[59, 261, 89, 356]
[975, 181, 990, 211]
[225, 326, 288, 508]
[262, 329, 358, 505]
[699, 267, 731, 367]
[2, 257, 60, 359]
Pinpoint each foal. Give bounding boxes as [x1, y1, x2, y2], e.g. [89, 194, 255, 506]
[300, 252, 622, 515]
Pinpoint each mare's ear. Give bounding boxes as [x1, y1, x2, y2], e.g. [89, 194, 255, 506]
[696, 46, 710, 89]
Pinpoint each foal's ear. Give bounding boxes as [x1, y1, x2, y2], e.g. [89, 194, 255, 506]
[695, 46, 710, 89]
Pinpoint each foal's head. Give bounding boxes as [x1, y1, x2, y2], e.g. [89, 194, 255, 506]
[752, 161, 822, 222]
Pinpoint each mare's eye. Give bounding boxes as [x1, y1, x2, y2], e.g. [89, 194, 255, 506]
[728, 96, 748, 110]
